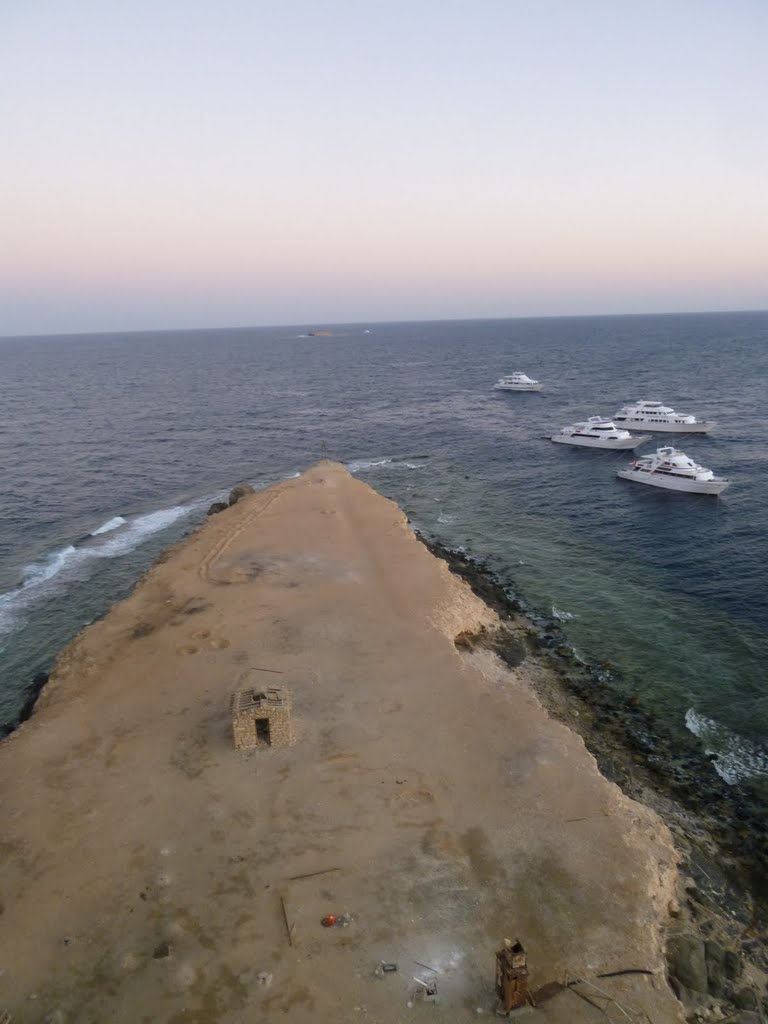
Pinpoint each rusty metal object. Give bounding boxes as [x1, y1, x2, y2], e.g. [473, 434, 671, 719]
[495, 938, 529, 1013]
[412, 977, 439, 1003]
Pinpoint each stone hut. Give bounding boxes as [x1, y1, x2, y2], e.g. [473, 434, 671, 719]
[230, 686, 292, 750]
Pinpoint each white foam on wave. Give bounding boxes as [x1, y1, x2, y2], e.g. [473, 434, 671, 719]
[0, 604, 14, 638]
[0, 501, 200, 639]
[91, 515, 128, 536]
[0, 545, 79, 636]
[347, 458, 392, 473]
[685, 708, 768, 784]
[1, 545, 76, 637]
[551, 605, 576, 622]
[92, 505, 194, 558]
[347, 457, 426, 474]
[21, 545, 78, 586]
[437, 512, 457, 525]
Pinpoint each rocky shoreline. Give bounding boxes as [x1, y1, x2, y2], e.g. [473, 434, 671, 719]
[418, 534, 768, 1019]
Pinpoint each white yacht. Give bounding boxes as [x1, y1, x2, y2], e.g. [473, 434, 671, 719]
[493, 372, 543, 392]
[551, 416, 650, 450]
[613, 400, 714, 433]
[617, 446, 730, 494]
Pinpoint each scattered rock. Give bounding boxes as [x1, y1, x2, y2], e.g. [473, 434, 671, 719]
[492, 631, 526, 667]
[207, 501, 228, 516]
[18, 672, 50, 723]
[454, 630, 477, 650]
[668, 933, 708, 998]
[706, 959, 726, 998]
[733, 988, 759, 1011]
[453, 625, 526, 667]
[228, 483, 255, 507]
[724, 949, 743, 982]
[704, 941, 726, 997]
[152, 941, 171, 960]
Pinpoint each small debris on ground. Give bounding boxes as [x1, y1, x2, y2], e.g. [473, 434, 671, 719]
[321, 912, 354, 927]
[412, 977, 439, 1004]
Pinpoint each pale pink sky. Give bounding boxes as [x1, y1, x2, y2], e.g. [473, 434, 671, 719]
[2, 0, 767, 334]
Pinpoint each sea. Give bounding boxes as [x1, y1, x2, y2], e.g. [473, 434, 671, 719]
[1, 312, 767, 789]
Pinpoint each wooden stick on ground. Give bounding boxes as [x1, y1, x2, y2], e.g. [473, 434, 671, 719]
[279, 892, 293, 947]
[287, 866, 340, 882]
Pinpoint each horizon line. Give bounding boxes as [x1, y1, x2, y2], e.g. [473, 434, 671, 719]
[2, 305, 767, 342]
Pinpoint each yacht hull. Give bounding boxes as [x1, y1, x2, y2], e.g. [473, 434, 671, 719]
[613, 418, 715, 433]
[494, 383, 543, 392]
[551, 434, 650, 450]
[616, 469, 729, 494]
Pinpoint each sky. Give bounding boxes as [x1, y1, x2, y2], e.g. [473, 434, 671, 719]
[1, 0, 767, 335]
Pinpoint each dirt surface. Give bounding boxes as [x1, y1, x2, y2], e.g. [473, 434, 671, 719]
[0, 462, 684, 1023]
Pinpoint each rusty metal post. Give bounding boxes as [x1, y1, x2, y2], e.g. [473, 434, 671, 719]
[495, 938, 529, 1013]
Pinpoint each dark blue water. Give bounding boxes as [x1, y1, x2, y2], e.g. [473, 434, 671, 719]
[1, 313, 767, 783]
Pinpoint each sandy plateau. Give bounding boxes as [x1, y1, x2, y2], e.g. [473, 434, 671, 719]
[0, 462, 684, 1023]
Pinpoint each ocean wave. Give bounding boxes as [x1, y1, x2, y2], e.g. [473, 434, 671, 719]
[91, 515, 127, 536]
[347, 456, 426, 474]
[0, 547, 76, 637]
[21, 545, 78, 586]
[347, 458, 393, 472]
[551, 605, 576, 622]
[0, 544, 80, 635]
[91, 505, 195, 558]
[437, 512, 457, 525]
[0, 502, 200, 640]
[685, 708, 768, 784]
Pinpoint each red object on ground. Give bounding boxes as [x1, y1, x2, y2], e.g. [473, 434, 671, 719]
[321, 914, 337, 927]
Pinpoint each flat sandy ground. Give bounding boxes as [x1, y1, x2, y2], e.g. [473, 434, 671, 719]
[0, 463, 684, 1023]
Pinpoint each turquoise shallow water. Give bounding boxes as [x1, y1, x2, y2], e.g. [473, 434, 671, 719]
[1, 312, 767, 783]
